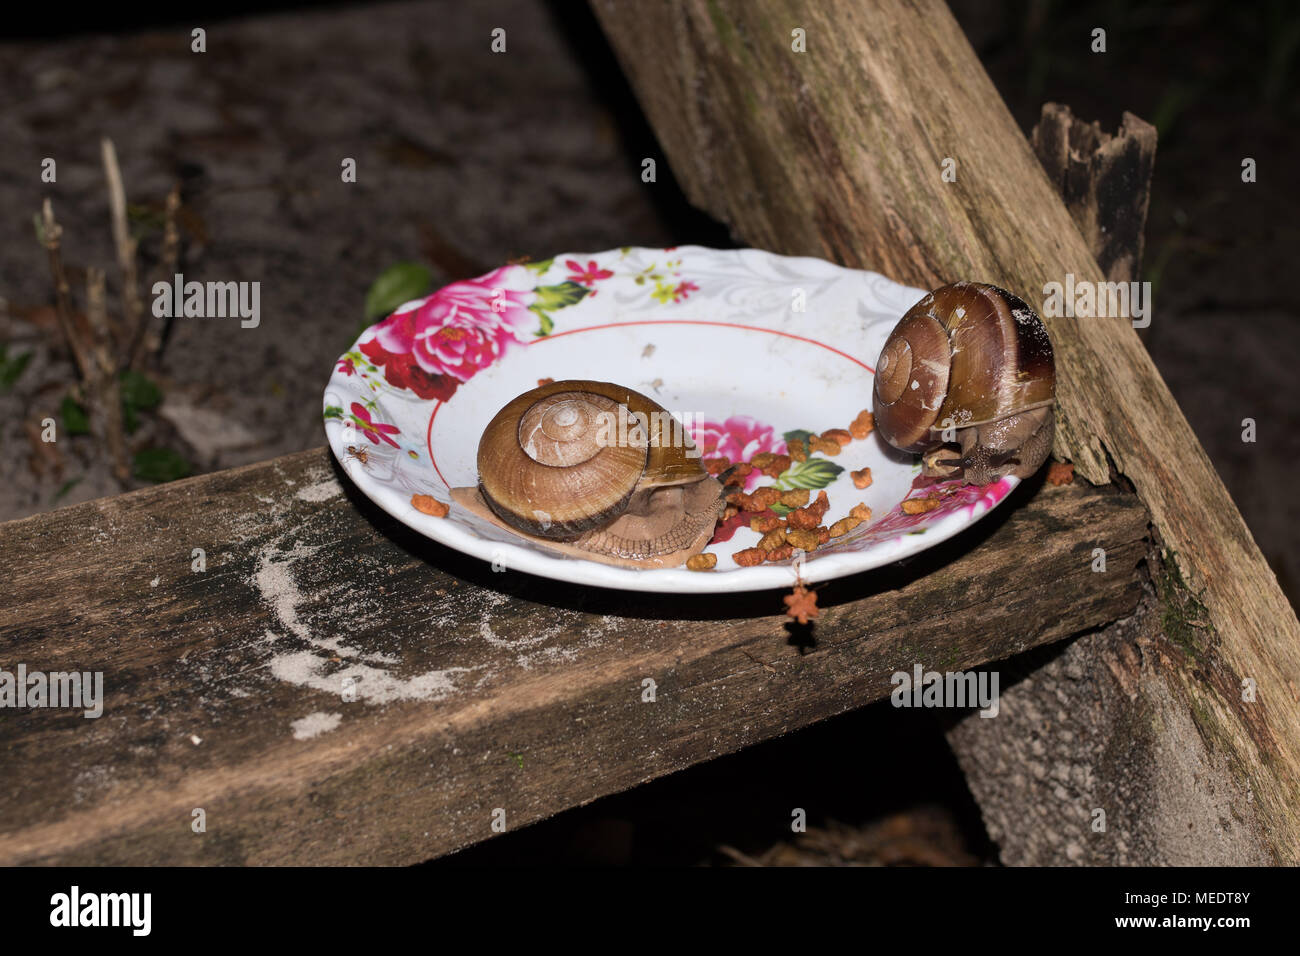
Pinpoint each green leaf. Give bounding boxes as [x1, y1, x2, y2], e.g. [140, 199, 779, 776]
[523, 257, 554, 274]
[133, 447, 192, 483]
[118, 370, 162, 435]
[364, 262, 432, 322]
[530, 280, 590, 314]
[0, 345, 33, 391]
[60, 394, 90, 435]
[532, 311, 554, 337]
[120, 370, 162, 410]
[323, 405, 343, 420]
[780, 457, 844, 490]
[782, 429, 814, 446]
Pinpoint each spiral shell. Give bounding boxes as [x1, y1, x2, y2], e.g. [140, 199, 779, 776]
[474, 380, 723, 564]
[873, 282, 1056, 483]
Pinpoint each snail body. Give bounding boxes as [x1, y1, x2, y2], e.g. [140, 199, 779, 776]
[453, 380, 724, 569]
[873, 282, 1056, 485]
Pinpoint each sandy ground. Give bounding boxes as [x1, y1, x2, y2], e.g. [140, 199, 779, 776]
[0, 0, 677, 517]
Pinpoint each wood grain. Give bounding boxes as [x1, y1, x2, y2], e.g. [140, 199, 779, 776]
[0, 449, 1144, 864]
[592, 0, 1300, 859]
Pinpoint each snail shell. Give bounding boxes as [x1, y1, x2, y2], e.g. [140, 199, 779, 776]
[466, 380, 724, 567]
[873, 282, 1056, 485]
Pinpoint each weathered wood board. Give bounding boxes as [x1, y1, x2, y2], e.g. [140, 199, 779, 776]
[591, 0, 1300, 861]
[0, 448, 1146, 864]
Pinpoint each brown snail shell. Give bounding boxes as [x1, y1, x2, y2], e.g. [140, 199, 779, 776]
[455, 380, 724, 568]
[873, 282, 1056, 485]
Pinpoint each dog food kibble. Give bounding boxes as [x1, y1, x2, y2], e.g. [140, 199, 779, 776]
[851, 467, 873, 489]
[411, 494, 449, 517]
[785, 528, 820, 552]
[686, 552, 718, 571]
[901, 496, 941, 515]
[778, 488, 810, 508]
[850, 410, 874, 440]
[828, 515, 864, 538]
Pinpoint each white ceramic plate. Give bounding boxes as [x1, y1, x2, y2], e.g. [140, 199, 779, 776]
[323, 246, 1019, 593]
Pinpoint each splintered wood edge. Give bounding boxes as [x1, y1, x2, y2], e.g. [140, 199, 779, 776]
[0, 447, 1146, 863]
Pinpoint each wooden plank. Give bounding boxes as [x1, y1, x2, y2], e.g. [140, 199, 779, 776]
[949, 105, 1265, 865]
[0, 449, 1145, 864]
[591, 0, 1300, 861]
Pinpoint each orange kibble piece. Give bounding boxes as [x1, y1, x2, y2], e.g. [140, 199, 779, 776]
[1046, 461, 1075, 485]
[779, 488, 810, 508]
[850, 502, 872, 522]
[765, 544, 795, 562]
[828, 515, 864, 538]
[686, 553, 717, 571]
[411, 494, 449, 517]
[733, 547, 766, 567]
[758, 528, 787, 551]
[808, 435, 841, 456]
[901, 497, 941, 515]
[784, 528, 820, 552]
[851, 467, 873, 489]
[703, 457, 731, 475]
[789, 439, 807, 462]
[850, 410, 875, 440]
[750, 513, 784, 534]
[821, 428, 852, 447]
[786, 490, 830, 530]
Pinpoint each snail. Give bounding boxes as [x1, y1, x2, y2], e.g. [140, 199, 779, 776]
[872, 281, 1056, 486]
[449, 380, 725, 570]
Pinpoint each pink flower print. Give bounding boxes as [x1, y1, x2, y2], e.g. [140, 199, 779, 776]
[366, 265, 536, 390]
[349, 402, 400, 448]
[565, 259, 614, 288]
[672, 280, 699, 302]
[691, 416, 788, 491]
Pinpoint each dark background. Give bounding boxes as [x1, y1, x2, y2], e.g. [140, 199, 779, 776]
[1, 0, 1294, 864]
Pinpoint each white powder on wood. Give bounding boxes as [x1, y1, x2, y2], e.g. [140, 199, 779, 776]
[291, 711, 342, 740]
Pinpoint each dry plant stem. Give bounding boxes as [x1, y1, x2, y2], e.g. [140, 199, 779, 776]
[144, 182, 182, 362]
[86, 268, 131, 485]
[39, 200, 93, 383]
[37, 200, 131, 488]
[101, 137, 145, 368]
